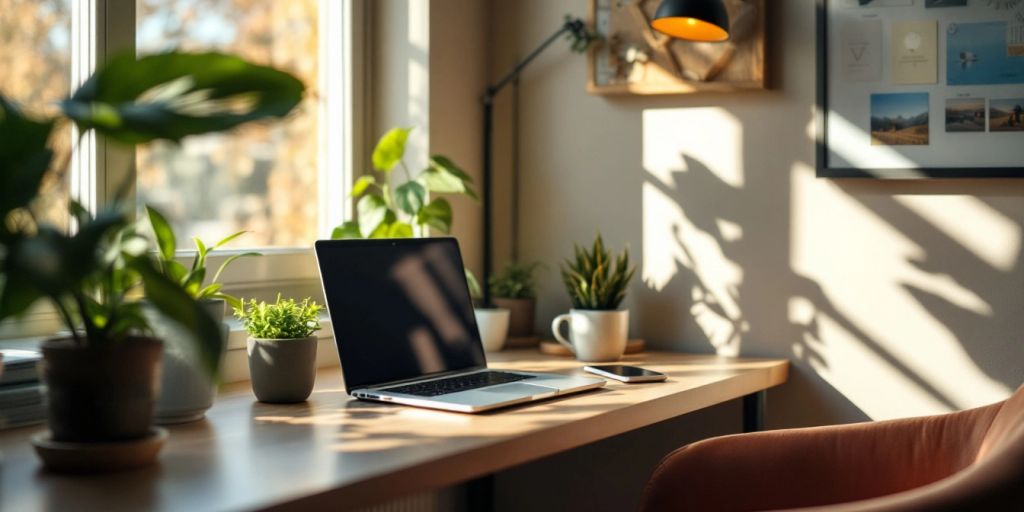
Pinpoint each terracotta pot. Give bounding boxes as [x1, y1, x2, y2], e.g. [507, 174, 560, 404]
[40, 336, 163, 443]
[493, 297, 535, 337]
[247, 336, 318, 403]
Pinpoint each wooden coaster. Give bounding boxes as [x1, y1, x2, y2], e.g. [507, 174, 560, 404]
[539, 339, 646, 357]
[32, 427, 168, 474]
[504, 336, 541, 349]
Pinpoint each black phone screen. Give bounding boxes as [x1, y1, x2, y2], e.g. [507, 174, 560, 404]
[590, 365, 663, 377]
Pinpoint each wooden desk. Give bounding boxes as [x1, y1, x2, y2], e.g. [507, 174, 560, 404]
[0, 350, 788, 511]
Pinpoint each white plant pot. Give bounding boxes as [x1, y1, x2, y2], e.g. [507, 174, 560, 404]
[150, 299, 229, 424]
[474, 308, 510, 352]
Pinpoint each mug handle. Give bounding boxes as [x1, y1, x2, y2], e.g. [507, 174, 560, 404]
[551, 314, 574, 354]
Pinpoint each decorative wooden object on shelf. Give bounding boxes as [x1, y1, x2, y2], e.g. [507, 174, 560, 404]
[588, 0, 766, 95]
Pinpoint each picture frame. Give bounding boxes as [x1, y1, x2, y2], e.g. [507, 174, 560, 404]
[816, 0, 1024, 178]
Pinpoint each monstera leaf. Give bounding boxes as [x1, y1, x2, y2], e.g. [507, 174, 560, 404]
[60, 52, 305, 144]
[0, 97, 54, 219]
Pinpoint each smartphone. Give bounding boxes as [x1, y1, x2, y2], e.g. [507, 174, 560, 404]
[583, 365, 667, 383]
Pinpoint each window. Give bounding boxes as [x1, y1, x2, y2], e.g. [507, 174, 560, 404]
[135, 0, 321, 248]
[0, 0, 72, 231]
[0, 0, 359, 339]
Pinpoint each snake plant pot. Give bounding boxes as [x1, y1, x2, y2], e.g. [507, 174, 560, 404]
[493, 297, 535, 338]
[40, 337, 163, 443]
[246, 336, 317, 403]
[474, 308, 510, 352]
[151, 299, 228, 424]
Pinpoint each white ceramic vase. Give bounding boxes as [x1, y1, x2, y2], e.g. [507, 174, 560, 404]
[474, 308, 511, 352]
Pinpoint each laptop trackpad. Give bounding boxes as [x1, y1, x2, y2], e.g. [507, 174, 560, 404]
[478, 383, 556, 398]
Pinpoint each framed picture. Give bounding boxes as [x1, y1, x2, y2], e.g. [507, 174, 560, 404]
[587, 0, 766, 95]
[816, 0, 1024, 178]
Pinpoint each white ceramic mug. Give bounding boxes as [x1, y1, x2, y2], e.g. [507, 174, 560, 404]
[474, 308, 511, 352]
[551, 309, 629, 362]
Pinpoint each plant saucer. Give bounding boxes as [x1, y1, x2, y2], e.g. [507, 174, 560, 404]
[32, 427, 168, 474]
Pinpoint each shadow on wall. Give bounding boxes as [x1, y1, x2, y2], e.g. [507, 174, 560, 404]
[636, 104, 1022, 427]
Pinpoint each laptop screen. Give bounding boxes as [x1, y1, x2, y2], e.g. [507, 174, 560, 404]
[314, 238, 487, 391]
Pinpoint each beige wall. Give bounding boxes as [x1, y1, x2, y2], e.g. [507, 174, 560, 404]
[488, 0, 1024, 429]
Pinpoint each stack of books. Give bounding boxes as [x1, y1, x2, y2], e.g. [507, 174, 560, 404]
[0, 349, 45, 430]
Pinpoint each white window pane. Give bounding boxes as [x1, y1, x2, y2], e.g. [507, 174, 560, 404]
[135, 0, 319, 248]
[0, 0, 72, 231]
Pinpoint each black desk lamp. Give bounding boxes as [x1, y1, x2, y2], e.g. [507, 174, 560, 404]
[479, 2, 731, 302]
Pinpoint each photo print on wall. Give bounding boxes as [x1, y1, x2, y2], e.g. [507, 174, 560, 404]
[945, 98, 986, 132]
[947, 22, 1024, 85]
[871, 92, 930, 146]
[990, 98, 1024, 132]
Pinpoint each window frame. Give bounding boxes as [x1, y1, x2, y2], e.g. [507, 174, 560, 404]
[1, 0, 365, 343]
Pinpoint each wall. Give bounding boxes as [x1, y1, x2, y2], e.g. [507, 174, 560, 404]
[488, 0, 1024, 431]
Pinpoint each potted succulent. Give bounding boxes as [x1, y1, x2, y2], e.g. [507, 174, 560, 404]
[489, 261, 541, 340]
[331, 126, 477, 239]
[235, 295, 323, 403]
[553, 235, 636, 362]
[467, 270, 510, 352]
[0, 51, 303, 472]
[144, 206, 260, 423]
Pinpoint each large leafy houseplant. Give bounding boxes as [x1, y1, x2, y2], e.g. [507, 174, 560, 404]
[331, 127, 477, 239]
[0, 52, 303, 451]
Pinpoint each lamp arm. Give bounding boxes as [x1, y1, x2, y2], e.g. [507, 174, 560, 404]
[484, 18, 584, 102]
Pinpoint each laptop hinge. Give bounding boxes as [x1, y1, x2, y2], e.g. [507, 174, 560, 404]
[362, 365, 489, 391]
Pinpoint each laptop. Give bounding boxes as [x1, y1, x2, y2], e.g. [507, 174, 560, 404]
[314, 237, 605, 413]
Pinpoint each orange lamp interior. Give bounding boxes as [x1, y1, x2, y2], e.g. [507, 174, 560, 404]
[650, 16, 729, 42]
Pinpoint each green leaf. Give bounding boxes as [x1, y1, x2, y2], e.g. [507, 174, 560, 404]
[395, 181, 426, 216]
[60, 52, 305, 144]
[192, 236, 208, 272]
[132, 257, 224, 376]
[211, 251, 260, 284]
[331, 221, 362, 239]
[0, 98, 54, 218]
[351, 175, 376, 197]
[387, 222, 414, 238]
[420, 155, 478, 200]
[166, 260, 189, 282]
[371, 127, 412, 172]
[357, 194, 390, 236]
[145, 206, 176, 262]
[367, 211, 397, 238]
[211, 230, 246, 250]
[416, 198, 453, 234]
[0, 268, 43, 323]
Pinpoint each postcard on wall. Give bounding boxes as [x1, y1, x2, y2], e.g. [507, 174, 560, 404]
[891, 21, 938, 84]
[870, 92, 930, 145]
[947, 22, 1024, 85]
[840, 20, 883, 82]
[945, 98, 986, 132]
[990, 98, 1024, 132]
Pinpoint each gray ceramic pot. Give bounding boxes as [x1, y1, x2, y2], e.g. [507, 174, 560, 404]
[246, 336, 317, 403]
[151, 299, 228, 424]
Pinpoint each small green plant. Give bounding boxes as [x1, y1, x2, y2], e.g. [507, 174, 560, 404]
[331, 127, 477, 239]
[235, 295, 323, 340]
[489, 261, 540, 300]
[561, 234, 635, 310]
[466, 269, 483, 302]
[145, 206, 259, 310]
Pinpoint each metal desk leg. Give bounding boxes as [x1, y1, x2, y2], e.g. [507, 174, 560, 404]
[742, 391, 766, 433]
[467, 474, 495, 512]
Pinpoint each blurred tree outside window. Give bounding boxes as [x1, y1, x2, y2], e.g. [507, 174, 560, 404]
[136, 0, 320, 249]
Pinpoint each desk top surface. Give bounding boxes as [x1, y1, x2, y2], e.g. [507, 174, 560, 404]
[0, 350, 788, 512]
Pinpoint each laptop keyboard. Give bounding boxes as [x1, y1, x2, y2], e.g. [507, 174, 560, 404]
[383, 371, 535, 397]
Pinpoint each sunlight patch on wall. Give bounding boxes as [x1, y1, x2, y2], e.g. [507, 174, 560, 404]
[894, 195, 1021, 272]
[642, 182, 747, 356]
[791, 162, 1011, 419]
[642, 108, 744, 189]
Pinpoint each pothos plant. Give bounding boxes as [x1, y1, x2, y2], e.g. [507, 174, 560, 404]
[332, 127, 477, 239]
[0, 51, 304, 374]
